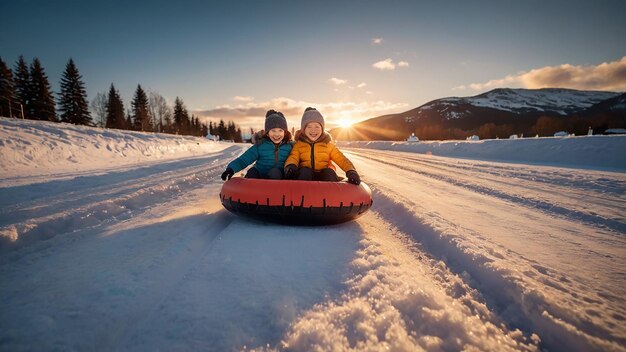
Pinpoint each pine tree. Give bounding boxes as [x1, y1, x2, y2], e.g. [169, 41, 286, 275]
[58, 58, 91, 125]
[13, 56, 31, 119]
[29, 58, 57, 121]
[105, 84, 126, 129]
[217, 120, 226, 140]
[191, 116, 200, 136]
[227, 121, 237, 141]
[125, 110, 133, 130]
[0, 57, 16, 118]
[131, 84, 151, 131]
[173, 97, 190, 135]
[235, 127, 243, 143]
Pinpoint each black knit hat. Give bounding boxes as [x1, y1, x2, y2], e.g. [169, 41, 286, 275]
[264, 110, 288, 131]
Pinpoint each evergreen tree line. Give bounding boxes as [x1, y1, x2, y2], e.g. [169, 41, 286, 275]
[207, 120, 243, 142]
[409, 114, 618, 141]
[0, 55, 243, 139]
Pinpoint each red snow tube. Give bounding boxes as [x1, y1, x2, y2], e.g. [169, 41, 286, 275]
[220, 178, 373, 225]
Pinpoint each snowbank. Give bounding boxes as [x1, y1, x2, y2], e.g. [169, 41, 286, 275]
[339, 136, 626, 172]
[0, 117, 230, 184]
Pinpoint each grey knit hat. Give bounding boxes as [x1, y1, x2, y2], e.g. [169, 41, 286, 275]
[300, 107, 324, 131]
[264, 110, 288, 131]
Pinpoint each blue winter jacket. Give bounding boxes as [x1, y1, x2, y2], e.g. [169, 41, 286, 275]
[227, 138, 293, 177]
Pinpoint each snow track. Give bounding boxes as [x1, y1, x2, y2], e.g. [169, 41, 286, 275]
[0, 149, 241, 252]
[344, 148, 625, 351]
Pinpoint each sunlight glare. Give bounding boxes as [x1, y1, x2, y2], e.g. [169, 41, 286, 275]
[338, 118, 353, 128]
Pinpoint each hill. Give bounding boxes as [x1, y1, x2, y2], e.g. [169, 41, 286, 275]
[330, 88, 626, 141]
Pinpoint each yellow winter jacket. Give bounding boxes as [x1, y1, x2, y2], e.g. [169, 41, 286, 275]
[285, 131, 356, 172]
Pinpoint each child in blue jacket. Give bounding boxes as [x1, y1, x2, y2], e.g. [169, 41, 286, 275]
[221, 110, 293, 180]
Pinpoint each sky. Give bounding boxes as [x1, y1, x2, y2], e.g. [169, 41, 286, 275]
[2, 0, 625, 130]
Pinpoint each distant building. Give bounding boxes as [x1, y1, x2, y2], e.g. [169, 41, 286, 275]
[509, 134, 519, 139]
[466, 135, 479, 141]
[206, 133, 219, 141]
[553, 131, 569, 137]
[406, 133, 419, 142]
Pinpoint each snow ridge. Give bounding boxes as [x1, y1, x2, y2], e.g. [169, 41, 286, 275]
[419, 88, 620, 118]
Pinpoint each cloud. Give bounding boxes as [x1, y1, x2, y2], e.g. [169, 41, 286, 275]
[357, 82, 367, 88]
[192, 97, 408, 130]
[371, 38, 384, 45]
[329, 77, 348, 85]
[372, 58, 409, 71]
[372, 58, 396, 70]
[463, 56, 626, 91]
[467, 74, 519, 90]
[233, 95, 254, 102]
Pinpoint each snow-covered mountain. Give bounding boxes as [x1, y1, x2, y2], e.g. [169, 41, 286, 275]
[427, 88, 619, 118]
[331, 88, 626, 141]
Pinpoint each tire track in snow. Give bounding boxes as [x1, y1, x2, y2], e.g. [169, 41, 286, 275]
[0, 149, 243, 254]
[368, 189, 624, 352]
[0, 148, 242, 224]
[348, 149, 626, 234]
[344, 153, 624, 351]
[279, 210, 540, 352]
[108, 211, 234, 351]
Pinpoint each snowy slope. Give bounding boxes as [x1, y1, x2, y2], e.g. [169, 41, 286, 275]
[428, 88, 620, 116]
[1, 119, 624, 351]
[0, 117, 230, 186]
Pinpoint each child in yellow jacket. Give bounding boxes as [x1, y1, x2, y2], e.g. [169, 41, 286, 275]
[284, 107, 361, 185]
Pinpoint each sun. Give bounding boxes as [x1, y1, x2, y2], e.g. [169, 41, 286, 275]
[338, 118, 353, 128]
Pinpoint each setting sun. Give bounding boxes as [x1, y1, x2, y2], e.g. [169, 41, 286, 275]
[337, 118, 354, 128]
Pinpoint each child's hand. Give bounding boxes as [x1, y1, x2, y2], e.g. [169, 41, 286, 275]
[346, 170, 361, 185]
[221, 167, 234, 181]
[284, 164, 297, 179]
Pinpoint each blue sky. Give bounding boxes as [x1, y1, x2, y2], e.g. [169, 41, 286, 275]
[2, 0, 625, 129]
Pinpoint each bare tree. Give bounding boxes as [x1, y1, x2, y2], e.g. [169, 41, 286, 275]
[149, 90, 172, 133]
[90, 92, 107, 128]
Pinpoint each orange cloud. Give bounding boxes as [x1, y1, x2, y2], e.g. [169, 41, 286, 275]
[460, 56, 626, 91]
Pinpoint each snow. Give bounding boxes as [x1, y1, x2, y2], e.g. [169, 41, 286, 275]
[339, 136, 626, 172]
[1, 118, 625, 351]
[421, 89, 619, 116]
[468, 89, 619, 114]
[0, 118, 230, 186]
[606, 128, 626, 135]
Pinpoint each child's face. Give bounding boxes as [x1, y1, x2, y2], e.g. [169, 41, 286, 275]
[304, 122, 323, 141]
[268, 128, 285, 143]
